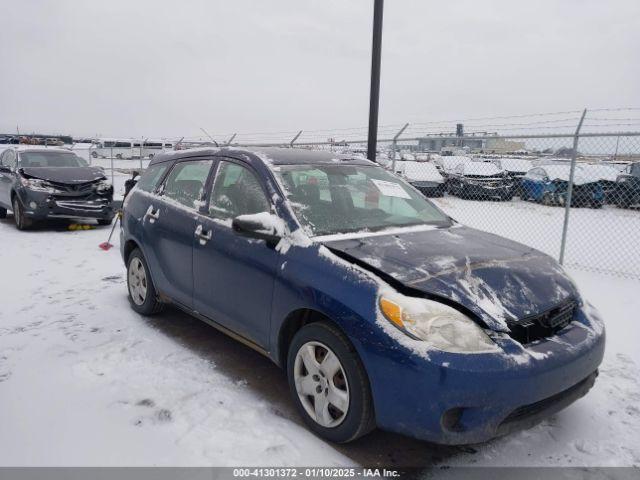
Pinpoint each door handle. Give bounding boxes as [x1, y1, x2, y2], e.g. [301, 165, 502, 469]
[195, 224, 212, 244]
[145, 206, 160, 223]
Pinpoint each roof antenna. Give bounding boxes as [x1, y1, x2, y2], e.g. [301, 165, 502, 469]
[199, 128, 219, 147]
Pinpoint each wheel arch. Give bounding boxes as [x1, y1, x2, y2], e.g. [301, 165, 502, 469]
[123, 238, 142, 265]
[277, 308, 350, 369]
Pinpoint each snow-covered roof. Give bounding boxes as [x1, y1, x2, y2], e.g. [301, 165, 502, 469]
[539, 165, 595, 185]
[397, 161, 444, 182]
[462, 162, 503, 176]
[497, 158, 533, 173]
[580, 164, 620, 182]
[435, 155, 471, 172]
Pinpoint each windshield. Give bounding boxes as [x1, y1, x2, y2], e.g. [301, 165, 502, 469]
[19, 152, 88, 168]
[276, 164, 452, 236]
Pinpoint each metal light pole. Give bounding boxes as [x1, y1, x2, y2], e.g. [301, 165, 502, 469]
[367, 0, 384, 162]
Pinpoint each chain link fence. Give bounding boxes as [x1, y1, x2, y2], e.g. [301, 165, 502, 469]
[383, 132, 640, 279]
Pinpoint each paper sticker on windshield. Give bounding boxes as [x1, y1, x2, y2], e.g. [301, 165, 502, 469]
[370, 179, 411, 199]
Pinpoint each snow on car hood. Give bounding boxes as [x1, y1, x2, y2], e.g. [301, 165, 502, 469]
[322, 225, 579, 332]
[397, 161, 444, 183]
[498, 158, 533, 173]
[463, 162, 503, 176]
[19, 167, 106, 185]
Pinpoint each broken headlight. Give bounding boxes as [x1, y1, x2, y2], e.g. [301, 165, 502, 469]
[379, 295, 498, 353]
[20, 177, 62, 193]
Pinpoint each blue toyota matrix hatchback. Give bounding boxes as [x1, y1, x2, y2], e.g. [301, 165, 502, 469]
[120, 148, 605, 444]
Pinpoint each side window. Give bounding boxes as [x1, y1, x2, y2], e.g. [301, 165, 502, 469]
[137, 164, 170, 193]
[209, 161, 270, 220]
[161, 160, 212, 209]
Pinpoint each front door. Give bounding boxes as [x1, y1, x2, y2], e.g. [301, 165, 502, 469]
[193, 159, 281, 348]
[0, 150, 17, 208]
[143, 158, 214, 308]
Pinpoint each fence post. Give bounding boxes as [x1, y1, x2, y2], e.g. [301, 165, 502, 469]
[140, 138, 144, 171]
[391, 123, 409, 173]
[110, 146, 115, 187]
[290, 130, 303, 148]
[559, 108, 587, 265]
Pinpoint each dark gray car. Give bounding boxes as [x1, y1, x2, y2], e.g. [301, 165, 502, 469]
[0, 147, 115, 229]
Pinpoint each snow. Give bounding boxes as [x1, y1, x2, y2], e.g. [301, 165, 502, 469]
[312, 223, 440, 242]
[495, 157, 533, 173]
[0, 196, 639, 467]
[395, 161, 444, 183]
[538, 164, 596, 185]
[462, 162, 503, 176]
[434, 155, 472, 173]
[580, 163, 620, 182]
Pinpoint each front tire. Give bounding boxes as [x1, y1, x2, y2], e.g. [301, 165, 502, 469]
[98, 217, 114, 226]
[0, 207, 6, 219]
[287, 322, 375, 443]
[12, 197, 32, 230]
[127, 248, 165, 315]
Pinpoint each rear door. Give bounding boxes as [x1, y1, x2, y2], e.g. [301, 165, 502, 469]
[193, 158, 281, 348]
[142, 158, 214, 308]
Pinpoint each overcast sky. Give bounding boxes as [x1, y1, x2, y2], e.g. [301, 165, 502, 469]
[1, 0, 639, 140]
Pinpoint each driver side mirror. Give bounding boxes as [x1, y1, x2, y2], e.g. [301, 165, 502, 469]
[232, 213, 283, 243]
[123, 171, 140, 198]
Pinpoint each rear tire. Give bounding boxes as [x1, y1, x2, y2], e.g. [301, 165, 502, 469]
[127, 248, 165, 315]
[98, 217, 114, 226]
[0, 207, 6, 219]
[287, 322, 375, 443]
[12, 197, 32, 230]
[542, 192, 554, 206]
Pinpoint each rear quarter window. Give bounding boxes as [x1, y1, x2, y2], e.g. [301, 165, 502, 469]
[137, 163, 170, 192]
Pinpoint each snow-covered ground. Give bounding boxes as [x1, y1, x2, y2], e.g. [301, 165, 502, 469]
[0, 202, 639, 467]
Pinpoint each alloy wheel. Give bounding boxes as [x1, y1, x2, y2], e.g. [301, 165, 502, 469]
[128, 257, 148, 305]
[294, 341, 350, 428]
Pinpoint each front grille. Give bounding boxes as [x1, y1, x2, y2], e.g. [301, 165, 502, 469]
[49, 180, 98, 194]
[507, 298, 576, 344]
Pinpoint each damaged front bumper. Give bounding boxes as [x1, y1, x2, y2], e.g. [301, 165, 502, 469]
[17, 189, 115, 221]
[362, 305, 605, 445]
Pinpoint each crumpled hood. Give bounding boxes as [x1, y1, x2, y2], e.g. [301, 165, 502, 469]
[322, 226, 579, 332]
[19, 167, 105, 185]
